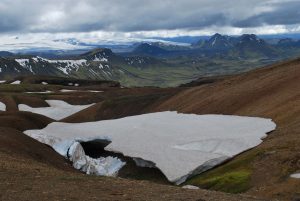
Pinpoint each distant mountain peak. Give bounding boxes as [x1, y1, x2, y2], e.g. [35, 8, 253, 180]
[211, 33, 222, 38]
[279, 38, 294, 43]
[81, 48, 115, 62]
[132, 43, 168, 56]
[138, 43, 152, 47]
[239, 34, 263, 43]
[86, 48, 113, 54]
[201, 33, 234, 49]
[233, 34, 278, 58]
[0, 51, 14, 57]
[277, 38, 300, 47]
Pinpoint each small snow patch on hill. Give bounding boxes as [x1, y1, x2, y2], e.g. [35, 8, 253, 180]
[11, 80, 21, 84]
[19, 100, 94, 120]
[0, 102, 6, 111]
[290, 173, 300, 179]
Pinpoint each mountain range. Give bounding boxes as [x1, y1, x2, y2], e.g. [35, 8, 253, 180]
[1, 33, 300, 87]
[133, 33, 299, 59]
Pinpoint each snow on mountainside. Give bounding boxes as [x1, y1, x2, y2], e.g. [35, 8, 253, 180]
[31, 57, 88, 75]
[0, 48, 172, 85]
[0, 53, 129, 81]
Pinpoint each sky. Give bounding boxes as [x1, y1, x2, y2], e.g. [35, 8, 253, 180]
[1, 0, 300, 51]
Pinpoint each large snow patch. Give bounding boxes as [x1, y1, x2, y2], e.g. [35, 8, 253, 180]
[18, 100, 94, 120]
[24, 112, 276, 183]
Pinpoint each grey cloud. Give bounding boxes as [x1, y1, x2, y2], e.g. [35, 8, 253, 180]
[0, 0, 299, 33]
[233, 1, 300, 27]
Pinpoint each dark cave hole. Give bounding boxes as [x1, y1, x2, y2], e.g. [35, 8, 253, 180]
[80, 140, 170, 184]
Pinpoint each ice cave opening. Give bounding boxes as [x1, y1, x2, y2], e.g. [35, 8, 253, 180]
[79, 139, 169, 184]
[80, 139, 112, 158]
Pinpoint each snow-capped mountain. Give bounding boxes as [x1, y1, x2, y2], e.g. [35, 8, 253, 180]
[0, 48, 171, 82]
[201, 33, 235, 49]
[0, 49, 131, 80]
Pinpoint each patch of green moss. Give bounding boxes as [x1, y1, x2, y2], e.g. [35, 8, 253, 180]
[186, 149, 264, 194]
[189, 170, 251, 194]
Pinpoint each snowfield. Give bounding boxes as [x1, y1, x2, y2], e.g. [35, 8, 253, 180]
[19, 100, 94, 120]
[0, 101, 6, 111]
[24, 112, 276, 184]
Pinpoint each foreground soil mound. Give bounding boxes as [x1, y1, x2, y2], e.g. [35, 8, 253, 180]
[0, 127, 71, 170]
[0, 114, 261, 201]
[0, 127, 261, 201]
[0, 111, 52, 131]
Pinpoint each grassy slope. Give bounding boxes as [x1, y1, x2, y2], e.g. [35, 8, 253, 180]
[120, 57, 283, 87]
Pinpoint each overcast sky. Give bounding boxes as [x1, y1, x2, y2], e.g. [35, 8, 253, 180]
[1, 0, 300, 50]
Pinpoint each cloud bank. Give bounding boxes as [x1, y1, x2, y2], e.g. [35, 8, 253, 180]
[1, 0, 300, 50]
[0, 0, 300, 34]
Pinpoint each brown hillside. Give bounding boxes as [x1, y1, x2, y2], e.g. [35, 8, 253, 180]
[155, 58, 300, 200]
